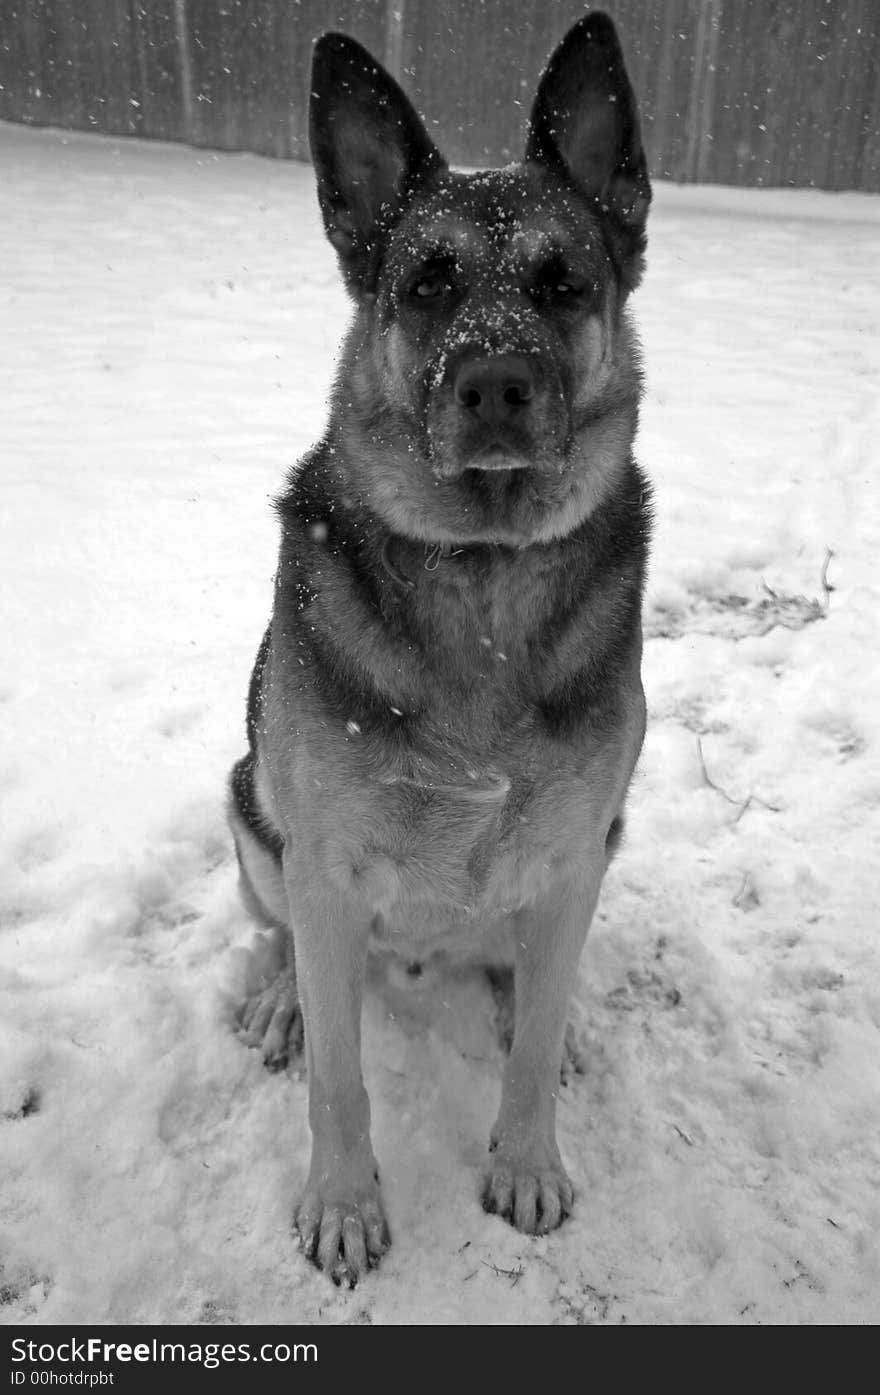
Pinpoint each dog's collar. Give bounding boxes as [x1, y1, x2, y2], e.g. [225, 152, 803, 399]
[381, 535, 499, 591]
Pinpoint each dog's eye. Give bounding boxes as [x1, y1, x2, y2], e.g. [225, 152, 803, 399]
[407, 263, 457, 305]
[551, 276, 587, 300]
[409, 272, 450, 302]
[531, 264, 587, 304]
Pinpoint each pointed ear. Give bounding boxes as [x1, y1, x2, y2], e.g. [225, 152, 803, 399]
[309, 33, 445, 293]
[525, 12, 650, 289]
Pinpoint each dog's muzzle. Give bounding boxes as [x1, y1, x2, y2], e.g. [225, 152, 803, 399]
[428, 349, 548, 478]
[453, 353, 535, 426]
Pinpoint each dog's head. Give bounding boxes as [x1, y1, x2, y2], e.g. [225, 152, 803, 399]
[309, 12, 650, 546]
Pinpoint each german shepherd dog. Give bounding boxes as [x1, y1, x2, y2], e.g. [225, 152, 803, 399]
[228, 11, 651, 1285]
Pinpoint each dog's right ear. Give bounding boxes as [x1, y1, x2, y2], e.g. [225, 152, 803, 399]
[309, 34, 445, 294]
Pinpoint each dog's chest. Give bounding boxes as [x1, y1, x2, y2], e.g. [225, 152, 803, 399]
[411, 554, 544, 675]
[346, 771, 558, 942]
[290, 547, 606, 945]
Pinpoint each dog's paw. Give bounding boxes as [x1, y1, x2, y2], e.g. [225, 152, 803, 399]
[482, 1145, 574, 1235]
[238, 966, 304, 1071]
[294, 1185, 391, 1287]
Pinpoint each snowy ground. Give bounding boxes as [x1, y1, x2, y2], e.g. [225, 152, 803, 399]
[1, 120, 878, 1326]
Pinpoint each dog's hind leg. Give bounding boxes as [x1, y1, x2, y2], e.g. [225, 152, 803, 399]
[486, 964, 516, 1055]
[228, 754, 304, 1071]
[486, 964, 587, 1083]
[239, 938, 303, 1072]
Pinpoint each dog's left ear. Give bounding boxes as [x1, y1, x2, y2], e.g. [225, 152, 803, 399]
[525, 12, 650, 290]
[310, 33, 446, 294]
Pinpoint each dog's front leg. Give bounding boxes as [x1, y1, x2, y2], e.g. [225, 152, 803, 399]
[286, 871, 389, 1285]
[483, 857, 604, 1235]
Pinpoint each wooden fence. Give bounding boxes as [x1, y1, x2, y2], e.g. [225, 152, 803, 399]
[1, 0, 877, 190]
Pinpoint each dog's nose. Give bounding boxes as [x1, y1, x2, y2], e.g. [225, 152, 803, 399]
[453, 355, 535, 425]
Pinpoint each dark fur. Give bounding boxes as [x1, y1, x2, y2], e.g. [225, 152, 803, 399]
[229, 11, 652, 1285]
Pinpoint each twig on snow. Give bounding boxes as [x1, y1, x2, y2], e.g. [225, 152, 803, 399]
[820, 547, 835, 611]
[733, 871, 761, 910]
[697, 739, 781, 820]
[697, 738, 740, 805]
[482, 1261, 525, 1287]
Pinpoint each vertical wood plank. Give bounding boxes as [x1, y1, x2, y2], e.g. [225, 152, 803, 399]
[0, 0, 876, 190]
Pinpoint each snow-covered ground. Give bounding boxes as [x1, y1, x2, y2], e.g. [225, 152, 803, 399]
[1, 119, 878, 1326]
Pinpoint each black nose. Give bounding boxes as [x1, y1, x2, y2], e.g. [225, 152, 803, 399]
[453, 354, 535, 425]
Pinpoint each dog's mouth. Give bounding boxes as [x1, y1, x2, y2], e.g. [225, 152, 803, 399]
[464, 440, 532, 473]
[429, 422, 550, 481]
[437, 450, 533, 481]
